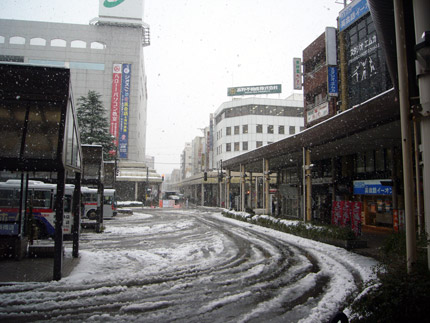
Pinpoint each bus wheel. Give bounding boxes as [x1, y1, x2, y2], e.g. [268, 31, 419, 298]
[87, 209, 98, 220]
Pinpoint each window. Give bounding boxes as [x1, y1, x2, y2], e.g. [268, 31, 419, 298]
[91, 41, 106, 49]
[9, 36, 25, 45]
[267, 125, 274, 134]
[242, 142, 248, 151]
[242, 124, 248, 134]
[234, 142, 240, 151]
[234, 125, 239, 135]
[226, 127, 231, 135]
[256, 141, 263, 148]
[256, 124, 262, 133]
[30, 37, 46, 46]
[375, 149, 385, 172]
[279, 125, 285, 134]
[226, 143, 231, 151]
[289, 126, 295, 135]
[51, 39, 67, 47]
[71, 40, 86, 48]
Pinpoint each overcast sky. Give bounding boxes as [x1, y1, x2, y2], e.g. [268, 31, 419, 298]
[1, 0, 344, 175]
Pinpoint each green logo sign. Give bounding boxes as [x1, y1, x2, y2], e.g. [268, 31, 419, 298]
[103, 0, 125, 8]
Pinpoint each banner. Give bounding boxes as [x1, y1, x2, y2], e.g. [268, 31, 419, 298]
[119, 63, 131, 158]
[332, 200, 362, 236]
[110, 64, 122, 148]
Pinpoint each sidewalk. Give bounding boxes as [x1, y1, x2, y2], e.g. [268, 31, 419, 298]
[353, 225, 393, 260]
[0, 247, 79, 283]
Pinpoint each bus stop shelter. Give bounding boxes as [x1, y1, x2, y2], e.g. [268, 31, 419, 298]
[0, 63, 82, 280]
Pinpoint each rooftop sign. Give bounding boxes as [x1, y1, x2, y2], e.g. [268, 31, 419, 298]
[99, 0, 143, 22]
[227, 84, 282, 96]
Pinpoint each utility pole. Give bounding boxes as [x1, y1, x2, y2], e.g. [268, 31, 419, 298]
[394, 0, 417, 273]
[413, 0, 430, 270]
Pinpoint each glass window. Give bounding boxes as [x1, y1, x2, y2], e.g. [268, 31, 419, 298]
[234, 125, 239, 135]
[226, 143, 231, 151]
[234, 142, 240, 151]
[51, 39, 67, 47]
[71, 40, 86, 48]
[267, 125, 274, 134]
[242, 124, 248, 134]
[356, 153, 365, 173]
[256, 124, 262, 133]
[375, 149, 385, 172]
[226, 127, 231, 135]
[30, 37, 46, 46]
[9, 36, 25, 45]
[256, 141, 263, 148]
[366, 151, 375, 172]
[242, 142, 248, 151]
[279, 125, 285, 134]
[289, 126, 295, 135]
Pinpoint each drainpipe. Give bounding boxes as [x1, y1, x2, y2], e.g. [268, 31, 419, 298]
[394, 0, 417, 273]
[306, 149, 312, 222]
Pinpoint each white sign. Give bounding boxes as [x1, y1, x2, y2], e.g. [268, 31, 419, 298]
[307, 102, 329, 123]
[99, 0, 143, 21]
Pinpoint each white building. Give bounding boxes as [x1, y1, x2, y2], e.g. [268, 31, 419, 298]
[213, 94, 304, 168]
[181, 143, 192, 179]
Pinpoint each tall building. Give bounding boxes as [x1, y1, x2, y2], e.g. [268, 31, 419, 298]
[0, 0, 161, 200]
[0, 0, 150, 163]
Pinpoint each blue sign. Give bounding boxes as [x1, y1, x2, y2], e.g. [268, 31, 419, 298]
[353, 180, 392, 195]
[339, 0, 369, 31]
[328, 66, 338, 96]
[119, 63, 131, 159]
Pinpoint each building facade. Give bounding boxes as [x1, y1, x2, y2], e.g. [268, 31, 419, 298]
[0, 14, 149, 163]
[213, 94, 304, 169]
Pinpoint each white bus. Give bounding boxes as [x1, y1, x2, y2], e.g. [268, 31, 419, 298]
[81, 187, 117, 222]
[0, 180, 75, 239]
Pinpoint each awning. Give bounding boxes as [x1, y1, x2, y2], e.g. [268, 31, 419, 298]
[223, 89, 400, 172]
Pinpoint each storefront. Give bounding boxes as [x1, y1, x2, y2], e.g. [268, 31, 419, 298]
[353, 179, 394, 227]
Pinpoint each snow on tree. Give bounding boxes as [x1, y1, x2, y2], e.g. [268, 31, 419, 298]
[77, 90, 117, 160]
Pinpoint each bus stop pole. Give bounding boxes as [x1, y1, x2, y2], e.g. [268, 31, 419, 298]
[54, 169, 65, 281]
[72, 172, 81, 258]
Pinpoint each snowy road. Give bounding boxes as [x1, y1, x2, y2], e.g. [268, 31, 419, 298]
[0, 208, 377, 322]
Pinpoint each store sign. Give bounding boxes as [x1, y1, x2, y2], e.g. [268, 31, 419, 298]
[328, 66, 338, 97]
[293, 57, 302, 90]
[307, 102, 329, 123]
[339, 0, 369, 31]
[353, 179, 392, 195]
[227, 84, 282, 96]
[119, 63, 131, 159]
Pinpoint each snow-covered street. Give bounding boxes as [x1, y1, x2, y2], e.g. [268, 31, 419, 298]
[0, 208, 377, 322]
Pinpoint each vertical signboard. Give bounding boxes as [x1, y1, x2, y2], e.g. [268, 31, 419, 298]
[119, 63, 131, 158]
[328, 66, 339, 97]
[293, 57, 302, 90]
[110, 64, 122, 149]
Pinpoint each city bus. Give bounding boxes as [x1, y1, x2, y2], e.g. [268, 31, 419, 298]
[0, 180, 75, 239]
[81, 187, 117, 223]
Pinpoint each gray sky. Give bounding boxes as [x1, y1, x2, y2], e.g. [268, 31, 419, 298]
[1, 0, 343, 175]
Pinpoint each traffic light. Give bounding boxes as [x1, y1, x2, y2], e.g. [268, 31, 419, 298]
[204, 171, 207, 181]
[162, 174, 164, 181]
